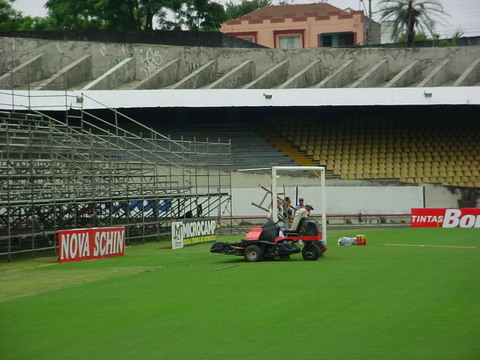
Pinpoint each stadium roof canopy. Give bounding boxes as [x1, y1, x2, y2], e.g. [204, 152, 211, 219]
[2, 87, 479, 111]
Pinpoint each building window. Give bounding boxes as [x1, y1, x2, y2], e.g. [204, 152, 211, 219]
[319, 32, 355, 47]
[278, 35, 301, 49]
[274, 30, 305, 49]
[320, 35, 333, 47]
[338, 33, 354, 47]
[227, 32, 257, 44]
[240, 36, 255, 43]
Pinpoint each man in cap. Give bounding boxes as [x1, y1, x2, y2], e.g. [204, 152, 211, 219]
[290, 203, 327, 257]
[290, 203, 314, 231]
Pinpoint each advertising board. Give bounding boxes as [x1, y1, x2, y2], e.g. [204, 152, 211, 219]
[171, 218, 217, 249]
[58, 227, 125, 263]
[411, 208, 480, 228]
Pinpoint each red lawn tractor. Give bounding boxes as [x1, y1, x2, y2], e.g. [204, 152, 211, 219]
[210, 219, 323, 262]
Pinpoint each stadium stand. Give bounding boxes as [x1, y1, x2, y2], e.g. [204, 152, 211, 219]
[1, 35, 480, 90]
[266, 107, 480, 187]
[0, 107, 232, 260]
[1, 32, 479, 261]
[148, 123, 298, 169]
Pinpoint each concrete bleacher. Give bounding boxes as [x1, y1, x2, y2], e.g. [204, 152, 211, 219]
[147, 123, 297, 170]
[267, 110, 480, 188]
[230, 135, 296, 168]
[2, 35, 479, 91]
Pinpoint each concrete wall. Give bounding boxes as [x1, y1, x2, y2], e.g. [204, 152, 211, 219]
[231, 185, 423, 217]
[1, 36, 479, 90]
[228, 171, 465, 218]
[0, 30, 265, 48]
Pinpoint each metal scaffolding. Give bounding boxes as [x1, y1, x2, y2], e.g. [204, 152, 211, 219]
[0, 91, 232, 261]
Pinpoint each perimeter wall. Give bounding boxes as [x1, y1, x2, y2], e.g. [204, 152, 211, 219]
[229, 172, 462, 219]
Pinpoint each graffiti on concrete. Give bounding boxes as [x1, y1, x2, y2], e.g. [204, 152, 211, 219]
[185, 61, 201, 75]
[140, 48, 163, 76]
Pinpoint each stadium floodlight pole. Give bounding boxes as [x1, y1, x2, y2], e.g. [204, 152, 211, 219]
[271, 166, 327, 242]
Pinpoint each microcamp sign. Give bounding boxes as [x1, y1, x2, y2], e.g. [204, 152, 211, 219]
[57, 227, 125, 263]
[411, 208, 480, 228]
[172, 218, 217, 249]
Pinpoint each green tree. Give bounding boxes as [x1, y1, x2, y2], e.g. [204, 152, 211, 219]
[165, 0, 227, 30]
[45, 0, 226, 31]
[438, 31, 463, 47]
[0, 0, 56, 30]
[378, 0, 449, 46]
[16, 16, 56, 30]
[197, 1, 228, 31]
[0, 0, 23, 30]
[45, 0, 106, 29]
[224, 0, 272, 20]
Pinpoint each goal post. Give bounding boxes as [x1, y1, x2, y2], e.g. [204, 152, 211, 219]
[271, 166, 327, 242]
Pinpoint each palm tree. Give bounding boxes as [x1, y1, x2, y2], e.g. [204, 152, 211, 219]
[378, 0, 448, 46]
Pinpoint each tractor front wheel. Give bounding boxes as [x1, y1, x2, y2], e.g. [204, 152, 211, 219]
[244, 245, 263, 262]
[302, 243, 320, 261]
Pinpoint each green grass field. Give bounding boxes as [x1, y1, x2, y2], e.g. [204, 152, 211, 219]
[1, 228, 479, 360]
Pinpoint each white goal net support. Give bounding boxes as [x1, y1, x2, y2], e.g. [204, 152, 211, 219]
[271, 166, 327, 242]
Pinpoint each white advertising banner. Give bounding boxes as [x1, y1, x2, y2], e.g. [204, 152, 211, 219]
[171, 218, 217, 250]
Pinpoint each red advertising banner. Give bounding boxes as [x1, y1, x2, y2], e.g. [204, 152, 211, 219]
[411, 208, 480, 228]
[58, 227, 125, 263]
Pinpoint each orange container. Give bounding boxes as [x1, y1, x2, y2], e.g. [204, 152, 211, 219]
[356, 234, 367, 245]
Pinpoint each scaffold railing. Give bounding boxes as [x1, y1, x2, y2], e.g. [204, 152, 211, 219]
[0, 91, 232, 261]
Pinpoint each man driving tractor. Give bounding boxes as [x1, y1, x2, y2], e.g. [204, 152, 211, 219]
[290, 203, 327, 257]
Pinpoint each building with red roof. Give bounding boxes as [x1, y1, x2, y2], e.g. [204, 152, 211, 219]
[221, 2, 380, 48]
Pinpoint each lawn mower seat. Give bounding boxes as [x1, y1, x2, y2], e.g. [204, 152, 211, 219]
[259, 220, 280, 241]
[283, 217, 306, 236]
[303, 220, 321, 236]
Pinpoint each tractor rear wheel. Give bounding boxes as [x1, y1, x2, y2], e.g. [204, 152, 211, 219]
[244, 245, 263, 262]
[302, 243, 320, 261]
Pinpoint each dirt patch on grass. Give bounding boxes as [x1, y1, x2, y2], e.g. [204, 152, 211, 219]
[0, 265, 160, 302]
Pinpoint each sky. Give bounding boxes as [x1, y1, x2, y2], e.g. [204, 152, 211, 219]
[11, 0, 480, 38]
